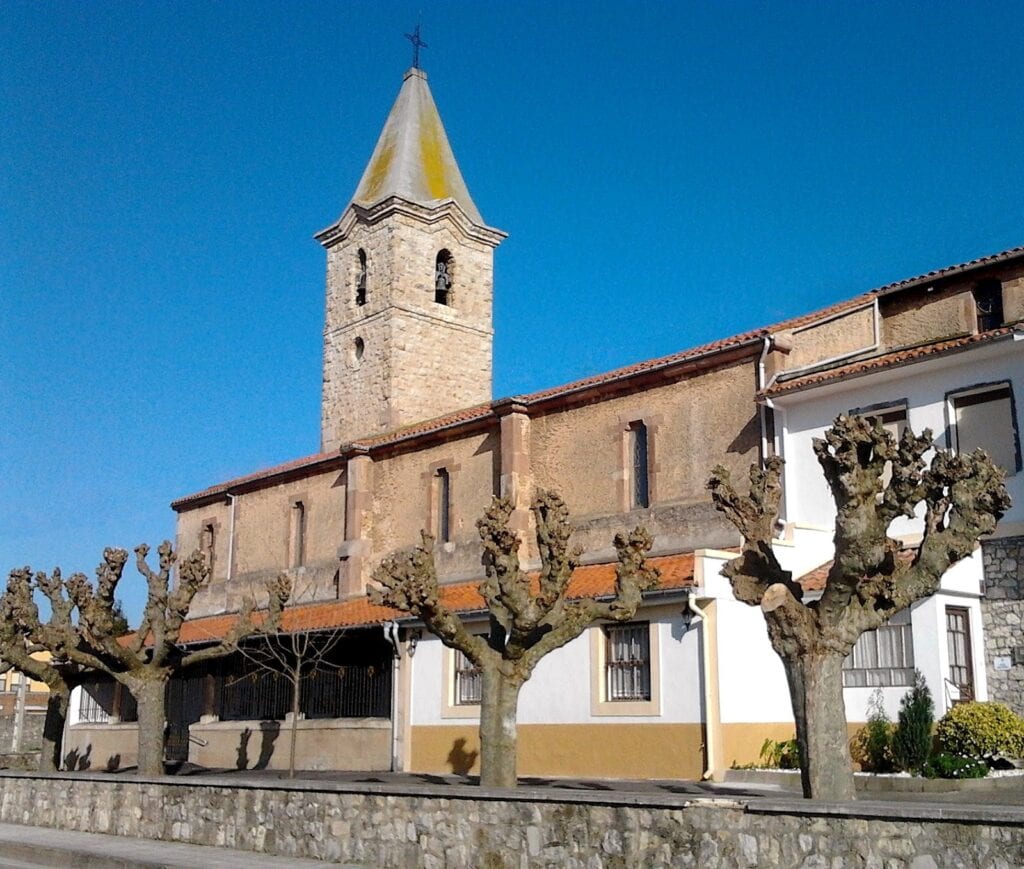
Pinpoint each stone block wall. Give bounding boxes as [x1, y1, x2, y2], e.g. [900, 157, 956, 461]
[0, 712, 44, 753]
[1, 773, 1023, 868]
[982, 535, 1024, 714]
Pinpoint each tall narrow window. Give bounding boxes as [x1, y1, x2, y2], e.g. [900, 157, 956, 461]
[605, 622, 651, 701]
[434, 250, 453, 305]
[973, 279, 1003, 332]
[290, 501, 306, 568]
[946, 607, 975, 703]
[200, 523, 215, 574]
[453, 648, 482, 705]
[356, 249, 368, 306]
[628, 421, 650, 509]
[434, 468, 451, 542]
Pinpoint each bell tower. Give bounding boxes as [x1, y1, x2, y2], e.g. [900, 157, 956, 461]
[315, 67, 506, 451]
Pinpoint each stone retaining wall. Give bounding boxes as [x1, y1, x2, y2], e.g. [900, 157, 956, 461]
[0, 712, 44, 754]
[1, 772, 1023, 868]
[982, 535, 1024, 715]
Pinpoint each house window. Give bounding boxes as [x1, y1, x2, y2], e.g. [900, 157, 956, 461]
[842, 609, 914, 687]
[856, 404, 907, 491]
[951, 385, 1019, 474]
[605, 622, 651, 701]
[434, 250, 453, 305]
[627, 421, 650, 509]
[973, 280, 1003, 332]
[946, 606, 975, 704]
[356, 249, 368, 306]
[433, 468, 451, 542]
[290, 501, 307, 568]
[453, 648, 482, 705]
[200, 523, 215, 574]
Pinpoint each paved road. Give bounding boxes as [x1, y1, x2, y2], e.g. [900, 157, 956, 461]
[0, 822, 360, 868]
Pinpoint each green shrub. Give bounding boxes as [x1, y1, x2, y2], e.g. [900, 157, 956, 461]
[922, 752, 988, 780]
[892, 672, 934, 773]
[935, 701, 1024, 758]
[854, 688, 894, 772]
[759, 737, 801, 770]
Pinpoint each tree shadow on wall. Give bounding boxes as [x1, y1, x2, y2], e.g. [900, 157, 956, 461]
[235, 727, 251, 770]
[236, 723, 281, 770]
[63, 743, 92, 771]
[446, 738, 478, 775]
[255, 721, 280, 770]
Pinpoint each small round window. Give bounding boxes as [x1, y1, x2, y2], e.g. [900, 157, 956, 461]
[352, 336, 365, 366]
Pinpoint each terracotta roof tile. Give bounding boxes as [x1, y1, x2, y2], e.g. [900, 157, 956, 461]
[766, 327, 1015, 398]
[179, 552, 695, 643]
[171, 451, 342, 509]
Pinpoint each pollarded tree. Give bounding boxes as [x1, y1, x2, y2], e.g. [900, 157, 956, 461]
[29, 542, 290, 775]
[370, 491, 659, 788]
[708, 415, 1010, 800]
[0, 569, 94, 771]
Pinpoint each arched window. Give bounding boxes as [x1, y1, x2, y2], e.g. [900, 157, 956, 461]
[356, 249, 368, 306]
[434, 250, 453, 305]
[973, 279, 1003, 332]
[627, 421, 650, 509]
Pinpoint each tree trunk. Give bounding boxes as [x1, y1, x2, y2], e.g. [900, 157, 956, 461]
[478, 666, 523, 788]
[132, 677, 169, 776]
[783, 651, 856, 800]
[39, 686, 70, 773]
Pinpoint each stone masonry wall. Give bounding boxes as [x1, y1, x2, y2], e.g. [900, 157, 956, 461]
[982, 535, 1024, 715]
[1, 772, 1023, 868]
[0, 712, 43, 754]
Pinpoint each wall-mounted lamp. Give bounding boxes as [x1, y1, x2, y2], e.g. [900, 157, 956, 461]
[406, 629, 422, 657]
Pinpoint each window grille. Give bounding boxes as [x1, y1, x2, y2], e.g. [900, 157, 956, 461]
[453, 649, 482, 705]
[842, 609, 914, 687]
[605, 622, 651, 701]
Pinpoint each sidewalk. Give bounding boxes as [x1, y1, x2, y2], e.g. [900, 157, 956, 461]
[0, 822, 360, 868]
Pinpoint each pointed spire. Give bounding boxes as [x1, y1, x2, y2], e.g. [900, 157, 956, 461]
[349, 68, 484, 226]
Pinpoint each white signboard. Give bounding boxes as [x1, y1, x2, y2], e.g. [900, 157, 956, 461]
[994, 656, 1012, 672]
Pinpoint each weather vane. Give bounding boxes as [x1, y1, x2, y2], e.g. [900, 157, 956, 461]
[404, 23, 427, 69]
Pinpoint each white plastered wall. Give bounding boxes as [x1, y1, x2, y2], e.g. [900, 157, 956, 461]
[409, 602, 704, 727]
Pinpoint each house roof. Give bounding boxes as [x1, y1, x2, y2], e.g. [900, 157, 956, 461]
[348, 68, 484, 226]
[766, 326, 1016, 398]
[178, 551, 696, 644]
[172, 242, 1024, 510]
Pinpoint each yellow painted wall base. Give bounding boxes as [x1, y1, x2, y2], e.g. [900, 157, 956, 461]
[410, 723, 705, 781]
[721, 722, 869, 772]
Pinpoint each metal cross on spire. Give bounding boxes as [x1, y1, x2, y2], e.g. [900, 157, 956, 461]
[404, 24, 427, 69]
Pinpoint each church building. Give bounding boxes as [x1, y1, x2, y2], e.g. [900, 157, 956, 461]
[65, 65, 1024, 781]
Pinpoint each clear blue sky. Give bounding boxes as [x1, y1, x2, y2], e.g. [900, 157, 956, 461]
[3, 2, 1022, 619]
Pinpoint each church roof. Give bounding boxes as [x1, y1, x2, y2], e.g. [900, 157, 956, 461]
[176, 551, 696, 642]
[348, 68, 484, 225]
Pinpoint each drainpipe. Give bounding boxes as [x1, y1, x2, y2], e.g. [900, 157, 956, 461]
[383, 622, 402, 771]
[757, 336, 775, 462]
[687, 592, 716, 781]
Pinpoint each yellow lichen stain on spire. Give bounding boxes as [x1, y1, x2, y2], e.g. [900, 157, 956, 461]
[419, 111, 449, 200]
[360, 140, 395, 202]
